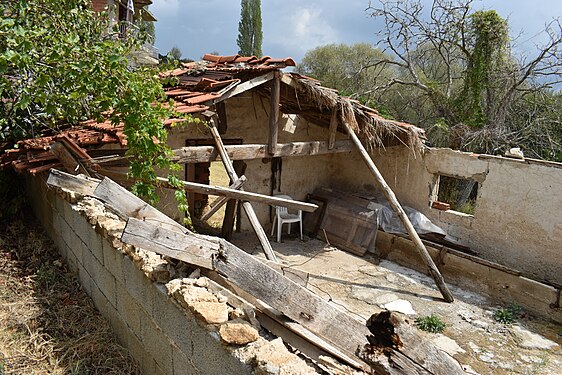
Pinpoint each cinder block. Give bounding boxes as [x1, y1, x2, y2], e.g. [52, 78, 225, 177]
[152, 286, 194, 352]
[116, 285, 144, 339]
[68, 229, 84, 264]
[62, 199, 74, 224]
[90, 284, 109, 318]
[105, 303, 130, 347]
[126, 328, 153, 374]
[102, 238, 124, 280]
[66, 250, 80, 275]
[91, 255, 117, 308]
[191, 324, 252, 375]
[54, 194, 65, 215]
[77, 266, 93, 297]
[86, 228, 104, 265]
[80, 241, 96, 274]
[172, 344, 200, 375]
[123, 256, 153, 312]
[140, 317, 174, 375]
[154, 362, 166, 375]
[74, 213, 95, 247]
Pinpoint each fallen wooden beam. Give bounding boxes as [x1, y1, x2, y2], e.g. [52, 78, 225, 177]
[200, 175, 247, 222]
[121, 217, 369, 355]
[94, 169, 318, 213]
[209, 124, 278, 261]
[170, 140, 354, 164]
[93, 177, 188, 233]
[343, 119, 454, 303]
[50, 142, 86, 175]
[46, 169, 99, 196]
[204, 271, 369, 371]
[121, 218, 464, 373]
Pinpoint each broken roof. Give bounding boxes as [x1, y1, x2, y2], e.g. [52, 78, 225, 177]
[1, 53, 425, 174]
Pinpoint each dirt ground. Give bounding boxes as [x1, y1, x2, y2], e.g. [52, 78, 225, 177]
[0, 209, 140, 375]
[231, 231, 562, 375]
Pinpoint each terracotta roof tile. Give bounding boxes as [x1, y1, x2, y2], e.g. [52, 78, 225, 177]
[185, 93, 219, 105]
[2, 53, 424, 174]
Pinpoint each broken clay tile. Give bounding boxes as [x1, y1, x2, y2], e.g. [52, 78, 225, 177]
[431, 201, 451, 211]
[218, 54, 241, 63]
[202, 53, 222, 63]
[264, 57, 296, 66]
[176, 105, 209, 114]
[185, 93, 218, 105]
[234, 56, 258, 63]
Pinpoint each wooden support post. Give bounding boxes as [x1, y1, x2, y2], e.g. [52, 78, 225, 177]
[216, 101, 228, 134]
[268, 71, 280, 155]
[209, 125, 278, 262]
[343, 122, 454, 303]
[222, 161, 247, 240]
[328, 109, 338, 150]
[200, 175, 246, 222]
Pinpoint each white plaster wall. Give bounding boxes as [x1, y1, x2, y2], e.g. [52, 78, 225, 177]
[423, 149, 562, 284]
[332, 146, 562, 284]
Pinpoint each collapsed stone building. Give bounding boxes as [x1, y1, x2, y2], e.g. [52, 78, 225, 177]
[2, 55, 560, 374]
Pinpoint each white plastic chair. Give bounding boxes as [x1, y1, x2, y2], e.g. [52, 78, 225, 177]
[270, 194, 303, 242]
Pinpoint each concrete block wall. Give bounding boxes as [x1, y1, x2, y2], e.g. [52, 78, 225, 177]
[25, 175, 290, 375]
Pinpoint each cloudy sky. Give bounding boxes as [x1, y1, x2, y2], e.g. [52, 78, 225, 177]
[150, 0, 561, 63]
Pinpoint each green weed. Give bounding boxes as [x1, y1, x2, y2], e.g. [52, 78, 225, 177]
[415, 314, 447, 333]
[493, 303, 522, 324]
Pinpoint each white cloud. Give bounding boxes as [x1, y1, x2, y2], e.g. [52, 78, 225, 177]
[276, 8, 340, 54]
[151, 0, 180, 16]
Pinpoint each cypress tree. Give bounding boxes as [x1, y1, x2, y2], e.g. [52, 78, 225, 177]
[236, 0, 263, 57]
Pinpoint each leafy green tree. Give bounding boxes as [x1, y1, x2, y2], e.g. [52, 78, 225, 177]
[297, 43, 393, 104]
[169, 46, 182, 60]
[237, 0, 263, 57]
[365, 0, 562, 159]
[0, 0, 194, 223]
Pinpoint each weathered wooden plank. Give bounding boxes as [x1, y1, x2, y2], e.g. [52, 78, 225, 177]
[214, 72, 275, 103]
[177, 178, 318, 213]
[119, 217, 369, 360]
[93, 177, 186, 233]
[359, 311, 464, 374]
[46, 169, 100, 196]
[215, 239, 370, 355]
[200, 175, 247, 222]
[222, 161, 247, 240]
[204, 270, 368, 371]
[94, 168, 318, 213]
[170, 140, 355, 164]
[328, 109, 338, 150]
[50, 142, 84, 175]
[121, 218, 217, 270]
[268, 71, 280, 155]
[209, 125, 277, 261]
[344, 119, 454, 303]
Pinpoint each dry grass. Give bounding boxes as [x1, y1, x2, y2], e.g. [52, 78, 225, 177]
[0, 208, 140, 375]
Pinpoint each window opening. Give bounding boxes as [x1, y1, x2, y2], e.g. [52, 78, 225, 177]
[436, 175, 478, 215]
